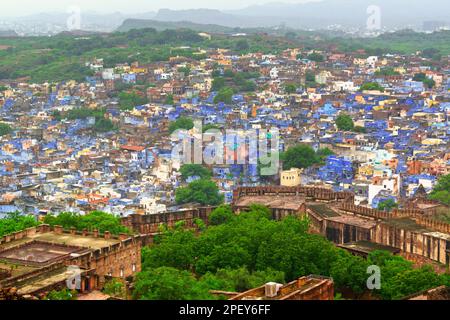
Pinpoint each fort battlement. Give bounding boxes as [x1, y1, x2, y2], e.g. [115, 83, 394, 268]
[233, 186, 354, 204]
[338, 203, 425, 220]
[414, 217, 450, 234]
[121, 207, 216, 234]
[0, 224, 139, 248]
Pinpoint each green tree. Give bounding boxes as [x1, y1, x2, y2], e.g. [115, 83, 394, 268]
[103, 279, 127, 299]
[0, 212, 39, 237]
[44, 211, 130, 235]
[377, 199, 398, 212]
[214, 87, 234, 104]
[281, 144, 320, 170]
[235, 39, 250, 52]
[285, 84, 298, 94]
[208, 205, 234, 226]
[381, 266, 442, 300]
[0, 123, 13, 136]
[46, 289, 78, 300]
[133, 267, 212, 300]
[336, 114, 355, 131]
[175, 179, 224, 206]
[212, 77, 226, 91]
[169, 117, 194, 133]
[359, 82, 385, 92]
[94, 117, 116, 133]
[307, 52, 325, 62]
[354, 126, 367, 133]
[413, 73, 435, 89]
[119, 91, 148, 111]
[316, 148, 335, 162]
[429, 174, 450, 205]
[329, 250, 369, 296]
[165, 94, 174, 105]
[179, 164, 212, 181]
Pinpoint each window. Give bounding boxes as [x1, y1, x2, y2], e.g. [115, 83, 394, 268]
[132, 264, 136, 272]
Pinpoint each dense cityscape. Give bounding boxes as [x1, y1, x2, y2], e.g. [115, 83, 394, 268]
[0, 0, 449, 305]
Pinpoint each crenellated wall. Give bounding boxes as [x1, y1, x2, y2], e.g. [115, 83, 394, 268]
[233, 186, 354, 204]
[121, 207, 216, 235]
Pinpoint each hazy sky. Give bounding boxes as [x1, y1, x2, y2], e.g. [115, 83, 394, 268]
[1, 0, 316, 17]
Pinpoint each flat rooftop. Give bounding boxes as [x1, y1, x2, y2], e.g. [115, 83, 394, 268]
[234, 195, 305, 211]
[383, 217, 431, 233]
[338, 240, 401, 255]
[307, 203, 339, 218]
[0, 241, 82, 265]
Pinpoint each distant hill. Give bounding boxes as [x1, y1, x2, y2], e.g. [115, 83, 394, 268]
[229, 0, 450, 29]
[117, 19, 237, 33]
[0, 30, 18, 37]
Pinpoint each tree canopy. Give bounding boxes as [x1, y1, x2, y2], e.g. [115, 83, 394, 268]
[214, 87, 234, 104]
[359, 82, 385, 92]
[336, 114, 355, 131]
[135, 204, 450, 300]
[281, 144, 328, 170]
[429, 174, 450, 205]
[175, 179, 224, 206]
[0, 123, 13, 136]
[43, 211, 130, 235]
[179, 164, 212, 181]
[0, 212, 39, 237]
[169, 117, 194, 134]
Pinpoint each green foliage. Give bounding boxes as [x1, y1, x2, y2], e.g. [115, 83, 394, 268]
[359, 82, 385, 92]
[212, 77, 226, 91]
[43, 211, 130, 235]
[169, 117, 194, 134]
[329, 250, 369, 295]
[316, 148, 335, 162]
[119, 91, 148, 111]
[284, 84, 298, 94]
[0, 123, 13, 136]
[139, 203, 449, 300]
[214, 87, 234, 104]
[377, 199, 398, 212]
[281, 144, 323, 170]
[429, 174, 450, 205]
[354, 126, 367, 133]
[179, 164, 212, 181]
[94, 117, 117, 133]
[175, 179, 224, 206]
[200, 267, 285, 293]
[336, 114, 355, 131]
[133, 267, 213, 300]
[208, 205, 234, 226]
[177, 66, 191, 76]
[307, 52, 325, 62]
[46, 289, 78, 300]
[202, 124, 221, 133]
[374, 67, 400, 77]
[413, 73, 436, 89]
[51, 110, 63, 121]
[235, 39, 250, 52]
[367, 251, 447, 300]
[103, 279, 127, 299]
[0, 212, 39, 237]
[165, 94, 174, 105]
[66, 107, 105, 120]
